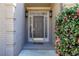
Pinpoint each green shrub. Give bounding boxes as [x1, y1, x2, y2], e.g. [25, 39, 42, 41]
[55, 4, 79, 56]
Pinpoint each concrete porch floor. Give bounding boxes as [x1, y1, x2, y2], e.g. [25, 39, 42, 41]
[19, 50, 56, 56]
[19, 42, 56, 56]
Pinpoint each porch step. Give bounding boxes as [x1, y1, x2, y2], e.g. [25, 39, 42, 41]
[23, 43, 53, 50]
[19, 50, 56, 56]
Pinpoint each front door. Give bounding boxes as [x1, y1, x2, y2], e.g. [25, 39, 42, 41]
[28, 11, 49, 43]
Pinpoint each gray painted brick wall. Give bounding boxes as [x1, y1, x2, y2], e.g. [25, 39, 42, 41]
[0, 3, 25, 56]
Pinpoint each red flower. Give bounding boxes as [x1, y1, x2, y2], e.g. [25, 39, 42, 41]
[56, 36, 60, 43]
[76, 8, 79, 16]
[55, 36, 61, 46]
[76, 34, 79, 44]
[56, 49, 61, 56]
[64, 16, 67, 22]
[74, 15, 77, 19]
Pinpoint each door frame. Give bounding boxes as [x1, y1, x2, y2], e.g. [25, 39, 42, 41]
[28, 11, 49, 43]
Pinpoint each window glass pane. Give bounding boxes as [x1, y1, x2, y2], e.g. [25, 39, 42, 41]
[45, 17, 47, 38]
[30, 16, 32, 38]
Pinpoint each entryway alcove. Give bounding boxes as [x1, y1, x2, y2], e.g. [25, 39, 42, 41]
[24, 3, 53, 50]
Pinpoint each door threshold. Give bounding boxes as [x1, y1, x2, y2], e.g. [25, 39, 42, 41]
[33, 42, 44, 44]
